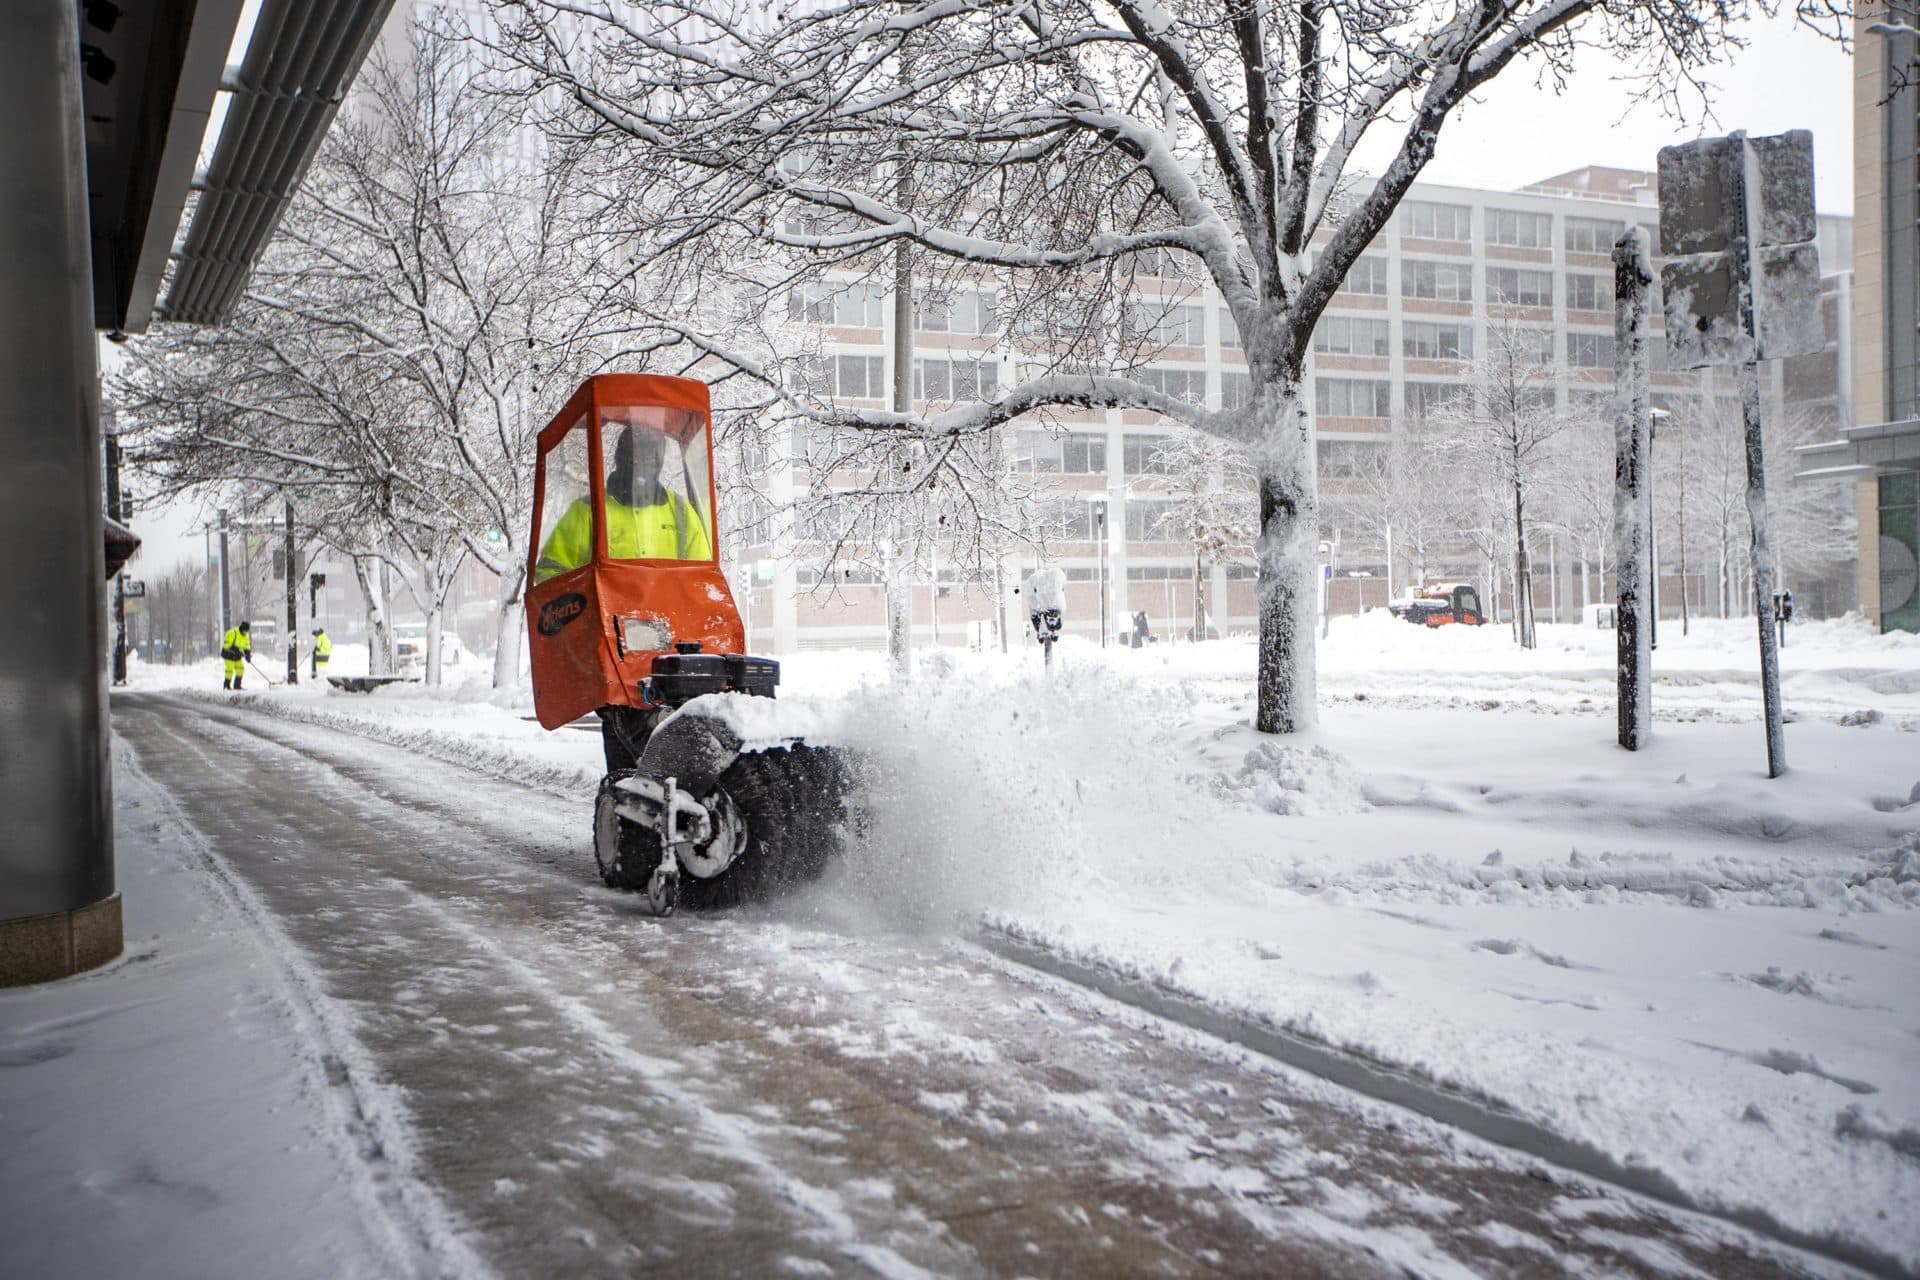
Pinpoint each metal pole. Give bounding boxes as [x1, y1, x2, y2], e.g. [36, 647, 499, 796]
[217, 508, 232, 638]
[1733, 136, 1787, 778]
[1098, 504, 1108, 646]
[1648, 414, 1658, 650]
[105, 434, 128, 684]
[284, 495, 298, 685]
[1740, 362, 1787, 775]
[1612, 228, 1654, 751]
[884, 50, 915, 679]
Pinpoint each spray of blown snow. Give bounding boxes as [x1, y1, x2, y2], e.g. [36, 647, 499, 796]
[791, 650, 1201, 934]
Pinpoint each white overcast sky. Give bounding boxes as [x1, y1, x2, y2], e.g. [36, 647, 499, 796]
[1401, 9, 1853, 211]
[119, 8, 1857, 581]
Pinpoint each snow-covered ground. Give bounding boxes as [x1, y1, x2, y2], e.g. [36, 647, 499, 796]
[74, 614, 1920, 1271]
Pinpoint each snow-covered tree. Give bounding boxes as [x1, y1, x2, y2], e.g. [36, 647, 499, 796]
[495, 0, 1804, 731]
[1321, 426, 1464, 600]
[1428, 319, 1574, 648]
[119, 22, 638, 686]
[1149, 429, 1256, 639]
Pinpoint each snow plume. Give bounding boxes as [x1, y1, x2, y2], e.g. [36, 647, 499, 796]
[816, 655, 1201, 932]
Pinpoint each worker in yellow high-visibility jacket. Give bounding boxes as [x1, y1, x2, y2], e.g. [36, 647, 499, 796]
[534, 426, 710, 582]
[311, 627, 333, 679]
[221, 620, 251, 690]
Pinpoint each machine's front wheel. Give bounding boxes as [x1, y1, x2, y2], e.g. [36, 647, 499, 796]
[592, 770, 662, 890]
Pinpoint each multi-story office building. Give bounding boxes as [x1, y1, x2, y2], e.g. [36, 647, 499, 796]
[1798, 3, 1918, 633]
[742, 167, 1851, 653]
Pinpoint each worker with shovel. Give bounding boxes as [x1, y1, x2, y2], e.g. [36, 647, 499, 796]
[221, 620, 251, 690]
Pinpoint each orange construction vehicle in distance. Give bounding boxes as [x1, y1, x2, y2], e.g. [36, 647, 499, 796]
[1388, 582, 1488, 628]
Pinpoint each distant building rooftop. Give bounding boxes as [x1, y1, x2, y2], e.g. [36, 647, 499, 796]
[1522, 166, 1661, 204]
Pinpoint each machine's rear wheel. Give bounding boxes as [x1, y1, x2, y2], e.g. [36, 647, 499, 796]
[593, 770, 663, 890]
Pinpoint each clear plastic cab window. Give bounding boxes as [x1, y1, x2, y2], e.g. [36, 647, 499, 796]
[597, 405, 714, 564]
[534, 417, 592, 583]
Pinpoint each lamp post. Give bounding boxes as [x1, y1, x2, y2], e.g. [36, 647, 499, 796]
[1086, 493, 1109, 647]
[1648, 407, 1669, 650]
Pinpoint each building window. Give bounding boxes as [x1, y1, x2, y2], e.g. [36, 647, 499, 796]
[1221, 371, 1254, 409]
[1312, 315, 1391, 356]
[1123, 433, 1175, 476]
[1400, 200, 1472, 241]
[1565, 216, 1627, 254]
[794, 422, 863, 470]
[1879, 471, 1919, 630]
[1500, 328, 1557, 366]
[1315, 377, 1391, 418]
[1486, 208, 1551, 248]
[800, 353, 888, 399]
[1486, 267, 1553, 307]
[1401, 259, 1473, 301]
[1016, 430, 1106, 474]
[1135, 302, 1206, 346]
[1566, 273, 1614, 312]
[917, 289, 997, 335]
[1036, 498, 1098, 540]
[1125, 497, 1177, 540]
[1219, 309, 1240, 349]
[788, 281, 886, 327]
[1403, 321, 1474, 360]
[1137, 366, 1207, 403]
[1317, 439, 1380, 477]
[1567, 331, 1615, 369]
[1403, 380, 1462, 417]
[915, 358, 999, 402]
[1336, 255, 1389, 296]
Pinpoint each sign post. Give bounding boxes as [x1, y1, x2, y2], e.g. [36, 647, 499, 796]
[1657, 130, 1823, 778]
[1612, 228, 1654, 751]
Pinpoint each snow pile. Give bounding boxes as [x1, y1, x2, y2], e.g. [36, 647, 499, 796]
[1204, 737, 1368, 817]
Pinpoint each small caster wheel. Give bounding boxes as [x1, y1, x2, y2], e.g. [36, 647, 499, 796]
[647, 865, 679, 918]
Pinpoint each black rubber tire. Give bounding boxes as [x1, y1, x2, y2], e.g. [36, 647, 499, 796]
[592, 770, 663, 891]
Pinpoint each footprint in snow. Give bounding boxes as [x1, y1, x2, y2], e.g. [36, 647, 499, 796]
[1471, 938, 1594, 970]
[1689, 1041, 1879, 1096]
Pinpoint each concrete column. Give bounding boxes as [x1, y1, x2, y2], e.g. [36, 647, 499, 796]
[0, 0, 121, 984]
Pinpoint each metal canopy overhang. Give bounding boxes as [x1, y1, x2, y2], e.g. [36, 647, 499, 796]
[82, 0, 244, 334]
[1793, 418, 1920, 480]
[158, 0, 398, 326]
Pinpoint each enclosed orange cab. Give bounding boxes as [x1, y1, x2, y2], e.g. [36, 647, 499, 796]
[525, 375, 746, 730]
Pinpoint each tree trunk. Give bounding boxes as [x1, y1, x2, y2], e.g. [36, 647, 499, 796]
[1193, 548, 1207, 642]
[355, 554, 392, 676]
[492, 561, 526, 688]
[1253, 385, 1316, 734]
[425, 599, 445, 687]
[1512, 478, 1535, 649]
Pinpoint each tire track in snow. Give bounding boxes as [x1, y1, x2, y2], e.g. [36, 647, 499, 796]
[114, 727, 496, 1280]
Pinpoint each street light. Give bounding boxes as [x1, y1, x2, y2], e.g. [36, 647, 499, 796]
[1648, 407, 1670, 650]
[1085, 492, 1110, 647]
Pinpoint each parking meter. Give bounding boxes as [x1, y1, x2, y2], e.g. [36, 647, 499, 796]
[1025, 567, 1066, 665]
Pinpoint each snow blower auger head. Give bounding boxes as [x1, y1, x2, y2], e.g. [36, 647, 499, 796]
[526, 375, 856, 915]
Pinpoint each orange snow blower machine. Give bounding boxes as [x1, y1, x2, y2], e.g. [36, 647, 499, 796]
[526, 374, 852, 914]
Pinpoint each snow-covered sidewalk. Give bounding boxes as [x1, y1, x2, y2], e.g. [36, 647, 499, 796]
[0, 744, 435, 1278]
[119, 613, 1920, 1272]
